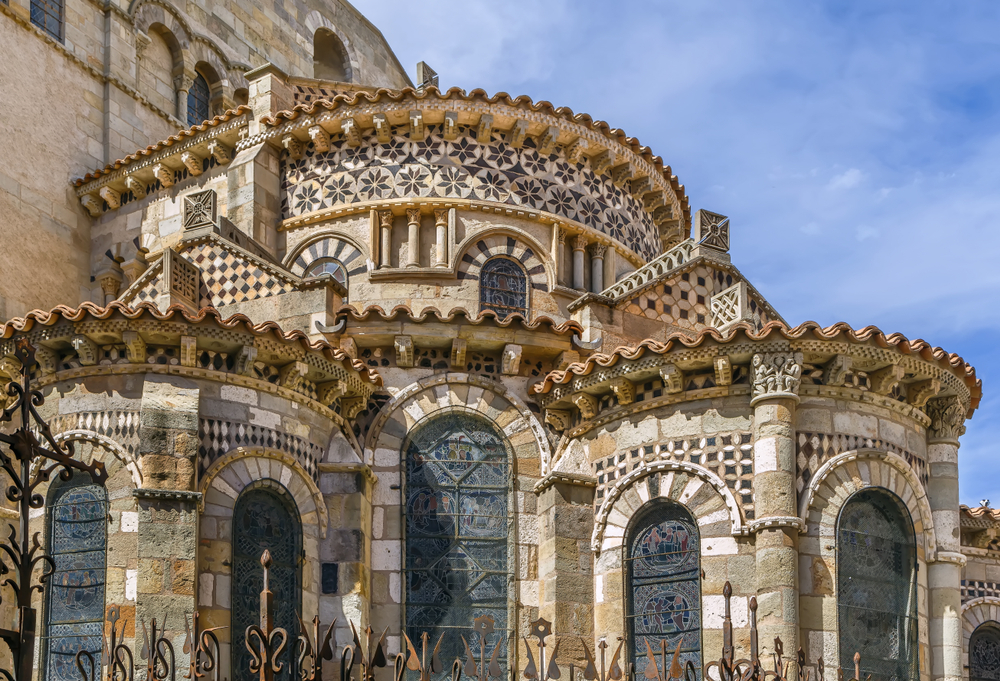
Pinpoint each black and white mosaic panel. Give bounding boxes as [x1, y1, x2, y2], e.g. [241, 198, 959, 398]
[281, 124, 663, 262]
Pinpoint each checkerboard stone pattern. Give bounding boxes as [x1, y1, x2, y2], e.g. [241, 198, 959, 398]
[198, 418, 324, 481]
[962, 580, 1000, 603]
[795, 431, 929, 494]
[49, 410, 141, 457]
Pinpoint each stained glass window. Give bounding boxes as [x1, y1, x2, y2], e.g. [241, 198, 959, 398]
[232, 484, 302, 681]
[971, 623, 1000, 681]
[44, 474, 107, 681]
[837, 489, 918, 681]
[480, 257, 527, 319]
[187, 72, 211, 126]
[404, 413, 510, 676]
[30, 0, 63, 40]
[626, 502, 702, 679]
[305, 258, 348, 287]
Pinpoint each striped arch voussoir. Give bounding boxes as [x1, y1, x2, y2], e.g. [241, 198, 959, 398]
[287, 234, 368, 279]
[365, 373, 550, 470]
[52, 430, 143, 489]
[799, 449, 936, 559]
[457, 234, 550, 292]
[592, 459, 745, 553]
[963, 597, 1000, 666]
[199, 447, 328, 538]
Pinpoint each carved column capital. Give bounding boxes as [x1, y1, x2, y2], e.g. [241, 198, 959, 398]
[378, 210, 394, 229]
[173, 72, 196, 93]
[406, 208, 422, 225]
[571, 235, 588, 252]
[750, 352, 803, 406]
[926, 395, 966, 445]
[590, 243, 608, 259]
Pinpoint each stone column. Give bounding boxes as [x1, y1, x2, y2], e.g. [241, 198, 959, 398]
[556, 228, 568, 287]
[406, 208, 421, 268]
[379, 211, 393, 269]
[174, 73, 194, 123]
[433, 209, 448, 267]
[590, 243, 606, 293]
[925, 396, 967, 681]
[750, 352, 803, 673]
[571, 235, 587, 290]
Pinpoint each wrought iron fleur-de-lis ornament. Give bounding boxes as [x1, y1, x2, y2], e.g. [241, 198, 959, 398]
[394, 630, 462, 681]
[581, 637, 623, 681]
[246, 550, 289, 681]
[462, 614, 503, 681]
[298, 616, 337, 681]
[640, 640, 696, 681]
[349, 620, 389, 681]
[184, 611, 226, 681]
[76, 605, 135, 681]
[523, 617, 560, 681]
[142, 616, 177, 681]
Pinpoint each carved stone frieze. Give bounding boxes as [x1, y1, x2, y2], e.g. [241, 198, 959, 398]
[751, 352, 802, 405]
[926, 395, 966, 443]
[571, 393, 598, 420]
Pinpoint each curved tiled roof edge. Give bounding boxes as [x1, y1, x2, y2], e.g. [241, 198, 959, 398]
[530, 320, 981, 404]
[260, 86, 691, 231]
[72, 106, 252, 186]
[963, 505, 1000, 521]
[338, 304, 584, 334]
[0, 301, 382, 386]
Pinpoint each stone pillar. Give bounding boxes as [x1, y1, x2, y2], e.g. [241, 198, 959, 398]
[590, 243, 606, 293]
[536, 474, 596, 674]
[571, 235, 587, 290]
[925, 396, 967, 681]
[174, 73, 194, 124]
[379, 210, 393, 268]
[750, 352, 803, 673]
[556, 228, 568, 287]
[406, 208, 421, 268]
[433, 209, 448, 267]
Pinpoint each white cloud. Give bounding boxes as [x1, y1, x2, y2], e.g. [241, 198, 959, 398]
[828, 168, 865, 190]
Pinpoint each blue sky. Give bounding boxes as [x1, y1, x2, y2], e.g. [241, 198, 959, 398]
[354, 0, 1000, 506]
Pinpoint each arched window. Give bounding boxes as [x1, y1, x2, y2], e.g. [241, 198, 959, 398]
[479, 257, 527, 319]
[404, 412, 510, 674]
[187, 72, 211, 126]
[231, 483, 302, 681]
[44, 473, 107, 681]
[626, 501, 702, 678]
[31, 0, 63, 41]
[304, 257, 348, 287]
[837, 489, 918, 681]
[971, 622, 1000, 681]
[313, 29, 351, 82]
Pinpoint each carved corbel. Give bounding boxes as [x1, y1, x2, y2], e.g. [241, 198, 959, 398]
[609, 376, 635, 406]
[125, 175, 147, 200]
[611, 163, 634, 188]
[659, 364, 684, 394]
[554, 350, 580, 371]
[476, 114, 494, 143]
[318, 380, 348, 405]
[501, 344, 522, 375]
[235, 345, 257, 375]
[630, 175, 654, 198]
[571, 393, 598, 420]
[34, 346, 58, 376]
[450, 338, 467, 367]
[80, 194, 103, 217]
[443, 111, 459, 141]
[279, 360, 309, 391]
[869, 364, 904, 395]
[153, 163, 175, 187]
[282, 135, 303, 160]
[926, 395, 967, 443]
[643, 191, 665, 210]
[307, 125, 331, 153]
[340, 396, 366, 420]
[373, 113, 392, 143]
[509, 120, 530, 148]
[180, 335, 197, 367]
[565, 137, 588, 164]
[207, 139, 232, 164]
[121, 330, 146, 363]
[652, 205, 674, 224]
[395, 335, 414, 368]
[590, 149, 615, 175]
[409, 110, 425, 141]
[99, 187, 121, 210]
[341, 118, 361, 147]
[340, 337, 358, 360]
[180, 152, 203, 176]
[545, 409, 571, 432]
[71, 335, 99, 366]
[714, 356, 733, 386]
[0, 356, 22, 382]
[907, 378, 941, 408]
[537, 126, 560, 155]
[822, 354, 852, 387]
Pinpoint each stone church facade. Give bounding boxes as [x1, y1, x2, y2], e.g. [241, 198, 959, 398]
[0, 2, 995, 681]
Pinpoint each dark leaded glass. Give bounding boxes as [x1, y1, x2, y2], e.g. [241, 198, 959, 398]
[31, 0, 63, 40]
[479, 257, 527, 319]
[45, 475, 107, 681]
[837, 489, 918, 681]
[232, 485, 302, 681]
[404, 413, 510, 675]
[971, 623, 1000, 681]
[305, 257, 347, 286]
[188, 72, 211, 127]
[626, 502, 702, 679]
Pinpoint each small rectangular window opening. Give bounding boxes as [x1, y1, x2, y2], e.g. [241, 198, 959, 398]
[31, 0, 63, 41]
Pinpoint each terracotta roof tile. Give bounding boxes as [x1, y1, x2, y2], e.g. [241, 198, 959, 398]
[339, 304, 583, 335]
[1, 301, 381, 386]
[962, 505, 1000, 521]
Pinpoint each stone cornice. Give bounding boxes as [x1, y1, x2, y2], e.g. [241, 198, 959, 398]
[747, 516, 806, 534]
[132, 488, 202, 503]
[533, 471, 598, 494]
[930, 550, 967, 567]
[317, 462, 378, 485]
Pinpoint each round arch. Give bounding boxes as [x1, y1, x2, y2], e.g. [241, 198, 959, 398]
[303, 11, 360, 81]
[964, 598, 1000, 673]
[454, 229, 553, 293]
[284, 231, 369, 278]
[53, 430, 143, 489]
